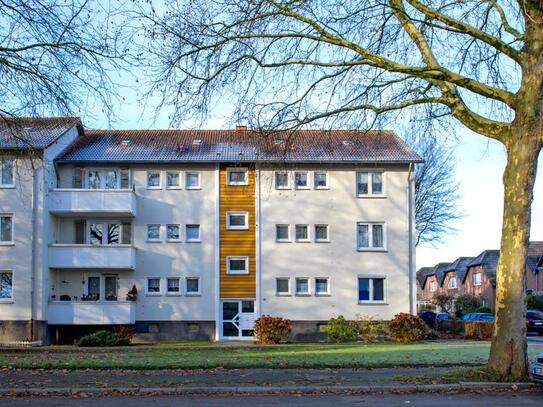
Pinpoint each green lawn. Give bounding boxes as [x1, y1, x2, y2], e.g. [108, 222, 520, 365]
[2, 341, 539, 370]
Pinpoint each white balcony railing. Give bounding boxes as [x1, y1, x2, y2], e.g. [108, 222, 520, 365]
[48, 301, 136, 325]
[48, 189, 136, 216]
[49, 244, 136, 269]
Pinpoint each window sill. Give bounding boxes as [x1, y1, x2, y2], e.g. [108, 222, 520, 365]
[226, 271, 249, 275]
[295, 186, 310, 190]
[146, 240, 162, 243]
[275, 187, 291, 190]
[356, 194, 387, 199]
[315, 293, 331, 297]
[295, 240, 311, 243]
[295, 293, 311, 297]
[227, 183, 249, 186]
[166, 239, 182, 243]
[146, 186, 162, 190]
[314, 186, 330, 190]
[358, 301, 388, 305]
[145, 293, 162, 297]
[186, 239, 201, 243]
[275, 293, 292, 297]
[315, 240, 330, 243]
[166, 186, 182, 190]
[165, 293, 181, 297]
[185, 293, 201, 297]
[226, 227, 249, 231]
[186, 187, 202, 190]
[0, 299, 14, 304]
[0, 185, 15, 189]
[357, 248, 387, 252]
[276, 239, 292, 243]
[0, 242, 15, 246]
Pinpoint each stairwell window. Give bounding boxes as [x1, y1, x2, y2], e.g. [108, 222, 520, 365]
[0, 215, 13, 244]
[473, 272, 482, 286]
[0, 271, 13, 301]
[0, 158, 14, 187]
[226, 256, 249, 275]
[227, 168, 248, 185]
[358, 276, 386, 303]
[226, 212, 248, 230]
[147, 171, 161, 189]
[356, 171, 384, 197]
[357, 222, 386, 251]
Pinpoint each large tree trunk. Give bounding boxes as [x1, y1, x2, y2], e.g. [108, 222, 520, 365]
[487, 127, 542, 379]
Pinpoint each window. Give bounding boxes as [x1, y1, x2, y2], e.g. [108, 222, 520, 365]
[0, 158, 14, 187]
[226, 212, 248, 230]
[357, 222, 385, 250]
[276, 224, 290, 242]
[473, 272, 482, 286]
[147, 224, 161, 241]
[295, 224, 309, 242]
[314, 224, 329, 242]
[448, 276, 458, 289]
[82, 169, 125, 189]
[358, 277, 386, 303]
[356, 171, 384, 196]
[295, 278, 310, 295]
[186, 277, 200, 295]
[166, 171, 181, 189]
[0, 215, 13, 243]
[314, 171, 328, 189]
[294, 171, 309, 189]
[147, 171, 161, 189]
[185, 224, 200, 242]
[315, 278, 330, 295]
[146, 278, 161, 295]
[0, 271, 13, 300]
[429, 281, 437, 292]
[167, 278, 180, 295]
[227, 168, 248, 185]
[275, 171, 289, 189]
[226, 256, 248, 274]
[276, 278, 290, 295]
[186, 172, 200, 189]
[166, 224, 180, 241]
[86, 221, 130, 245]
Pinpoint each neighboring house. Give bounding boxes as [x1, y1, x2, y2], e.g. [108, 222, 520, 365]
[1, 118, 422, 343]
[417, 243, 543, 311]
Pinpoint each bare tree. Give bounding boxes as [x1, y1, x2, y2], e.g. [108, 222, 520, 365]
[409, 133, 462, 246]
[136, 0, 542, 378]
[0, 0, 129, 119]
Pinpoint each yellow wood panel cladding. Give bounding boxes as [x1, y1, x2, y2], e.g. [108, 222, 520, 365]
[219, 164, 256, 298]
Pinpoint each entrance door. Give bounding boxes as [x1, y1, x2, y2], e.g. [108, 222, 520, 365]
[221, 300, 255, 339]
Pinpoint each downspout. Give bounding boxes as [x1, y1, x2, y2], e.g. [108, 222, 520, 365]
[29, 166, 38, 341]
[407, 163, 415, 315]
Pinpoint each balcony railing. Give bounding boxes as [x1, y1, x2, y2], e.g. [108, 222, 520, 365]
[48, 301, 136, 325]
[48, 244, 136, 269]
[48, 188, 136, 216]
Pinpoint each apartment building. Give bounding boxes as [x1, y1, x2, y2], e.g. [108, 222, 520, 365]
[1, 118, 421, 343]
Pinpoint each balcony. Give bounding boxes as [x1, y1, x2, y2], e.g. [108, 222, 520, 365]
[49, 244, 136, 269]
[48, 189, 136, 217]
[48, 301, 136, 325]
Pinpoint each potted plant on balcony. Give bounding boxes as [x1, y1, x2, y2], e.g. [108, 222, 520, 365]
[126, 284, 137, 301]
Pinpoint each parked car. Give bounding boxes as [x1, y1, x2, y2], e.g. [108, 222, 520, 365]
[436, 312, 451, 321]
[526, 310, 543, 335]
[462, 313, 494, 322]
[529, 352, 543, 384]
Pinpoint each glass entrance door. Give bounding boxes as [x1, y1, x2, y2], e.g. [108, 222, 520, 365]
[221, 300, 255, 339]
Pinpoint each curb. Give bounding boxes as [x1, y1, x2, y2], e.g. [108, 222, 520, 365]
[0, 382, 539, 397]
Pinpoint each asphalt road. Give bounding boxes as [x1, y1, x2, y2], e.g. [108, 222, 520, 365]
[1, 392, 542, 406]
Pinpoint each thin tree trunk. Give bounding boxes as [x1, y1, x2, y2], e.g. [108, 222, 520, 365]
[487, 132, 542, 379]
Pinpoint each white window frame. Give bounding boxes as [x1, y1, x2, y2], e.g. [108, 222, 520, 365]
[185, 277, 201, 296]
[83, 168, 123, 190]
[166, 171, 182, 189]
[0, 157, 14, 188]
[146, 170, 162, 189]
[356, 222, 387, 251]
[166, 277, 181, 296]
[295, 224, 310, 242]
[294, 171, 310, 190]
[226, 167, 249, 186]
[0, 270, 13, 302]
[0, 214, 14, 245]
[473, 272, 482, 286]
[314, 171, 329, 189]
[448, 276, 458, 289]
[226, 256, 249, 275]
[358, 275, 387, 304]
[185, 172, 201, 189]
[185, 224, 201, 242]
[226, 211, 249, 230]
[276, 277, 291, 296]
[295, 277, 310, 296]
[275, 224, 291, 242]
[145, 277, 162, 296]
[429, 281, 437, 292]
[146, 224, 162, 242]
[274, 171, 290, 189]
[356, 170, 386, 197]
[315, 277, 331, 296]
[166, 224, 181, 242]
[314, 224, 329, 243]
[87, 220, 128, 246]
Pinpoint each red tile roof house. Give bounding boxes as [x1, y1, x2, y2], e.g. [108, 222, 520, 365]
[417, 242, 543, 312]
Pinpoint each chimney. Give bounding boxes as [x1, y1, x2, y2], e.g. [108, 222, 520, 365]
[235, 125, 248, 132]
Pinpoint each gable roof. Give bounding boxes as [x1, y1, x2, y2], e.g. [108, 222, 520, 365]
[416, 267, 435, 289]
[444, 257, 475, 285]
[468, 250, 500, 285]
[57, 129, 423, 163]
[433, 262, 452, 288]
[0, 117, 81, 150]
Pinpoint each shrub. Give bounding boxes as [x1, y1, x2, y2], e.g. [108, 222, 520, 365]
[75, 330, 131, 347]
[389, 313, 430, 343]
[435, 319, 464, 336]
[464, 321, 493, 340]
[113, 325, 135, 341]
[433, 293, 455, 314]
[527, 293, 543, 311]
[254, 315, 291, 344]
[324, 315, 358, 343]
[473, 306, 492, 314]
[455, 294, 482, 314]
[355, 315, 390, 342]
